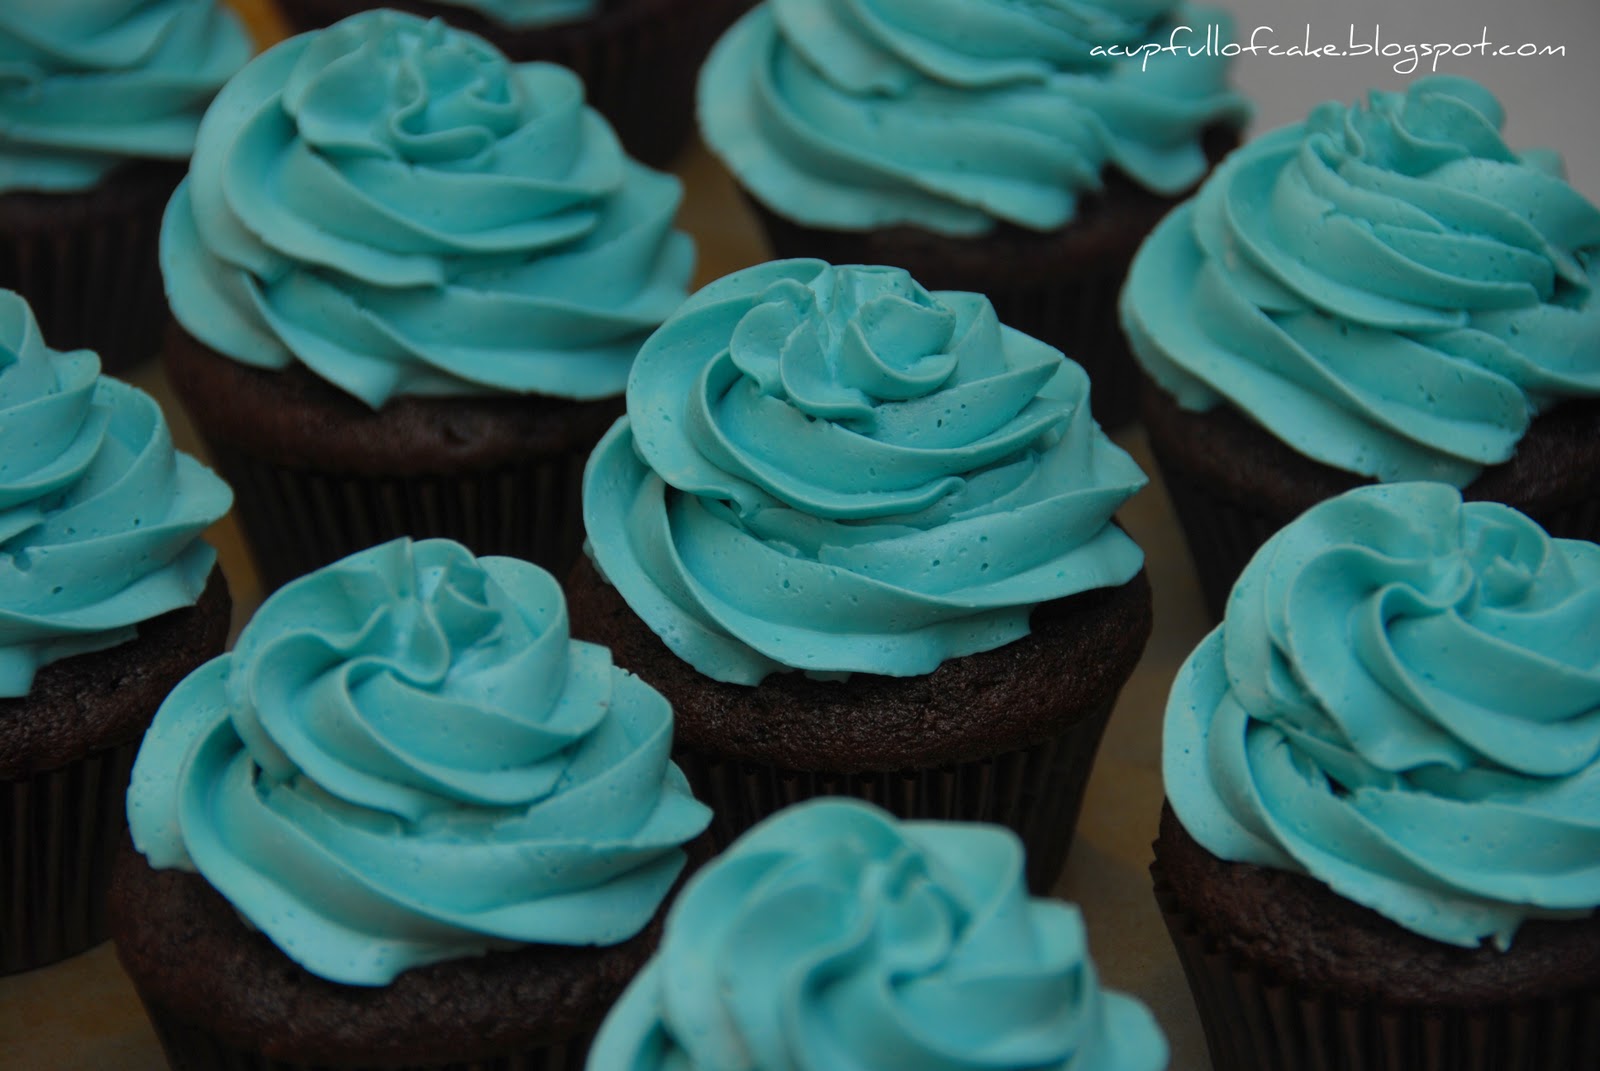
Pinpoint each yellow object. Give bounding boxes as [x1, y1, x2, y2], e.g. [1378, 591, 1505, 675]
[228, 0, 288, 47]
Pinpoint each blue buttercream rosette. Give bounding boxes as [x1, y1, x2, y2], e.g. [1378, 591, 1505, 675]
[0, 0, 250, 193]
[1122, 76, 1600, 486]
[590, 799, 1167, 1071]
[1166, 482, 1600, 948]
[699, 0, 1248, 235]
[128, 538, 711, 985]
[584, 259, 1147, 683]
[161, 10, 695, 408]
[0, 289, 230, 698]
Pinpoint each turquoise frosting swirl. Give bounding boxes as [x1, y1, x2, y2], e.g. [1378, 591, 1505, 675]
[426, 0, 598, 30]
[699, 0, 1248, 236]
[0, 289, 230, 699]
[161, 10, 695, 409]
[1165, 482, 1600, 948]
[583, 259, 1147, 684]
[0, 0, 251, 193]
[127, 538, 712, 986]
[1122, 76, 1600, 487]
[590, 799, 1168, 1071]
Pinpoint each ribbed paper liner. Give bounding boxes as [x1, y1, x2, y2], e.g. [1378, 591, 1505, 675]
[1537, 497, 1600, 551]
[2, 741, 140, 974]
[1152, 872, 1600, 1071]
[502, 0, 753, 168]
[994, 269, 1141, 432]
[1155, 467, 1284, 622]
[204, 440, 591, 594]
[144, 1008, 592, 1071]
[674, 691, 1117, 895]
[0, 162, 183, 376]
[271, 0, 752, 168]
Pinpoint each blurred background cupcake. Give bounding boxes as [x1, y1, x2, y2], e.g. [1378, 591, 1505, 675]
[1153, 482, 1600, 1070]
[571, 258, 1152, 893]
[160, 10, 696, 592]
[111, 538, 710, 1070]
[593, 798, 1169, 1071]
[271, 0, 753, 167]
[699, 0, 1250, 427]
[0, 0, 252, 375]
[0, 289, 231, 974]
[1122, 76, 1600, 619]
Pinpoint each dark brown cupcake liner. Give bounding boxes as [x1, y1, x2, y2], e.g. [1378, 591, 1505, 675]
[1157, 464, 1600, 623]
[673, 689, 1118, 895]
[0, 569, 231, 975]
[273, 0, 754, 168]
[204, 438, 594, 593]
[2, 740, 140, 974]
[1161, 479, 1600, 624]
[0, 160, 186, 376]
[1536, 497, 1600, 547]
[1142, 380, 1600, 622]
[141, 1009, 592, 1071]
[1152, 871, 1600, 1071]
[165, 324, 623, 594]
[1154, 462, 1296, 623]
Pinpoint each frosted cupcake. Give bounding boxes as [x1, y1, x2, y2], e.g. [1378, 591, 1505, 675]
[0, 0, 251, 373]
[699, 0, 1249, 426]
[111, 538, 711, 1069]
[592, 799, 1168, 1071]
[0, 288, 231, 973]
[1154, 482, 1600, 1071]
[572, 259, 1152, 892]
[160, 10, 695, 591]
[1122, 76, 1600, 619]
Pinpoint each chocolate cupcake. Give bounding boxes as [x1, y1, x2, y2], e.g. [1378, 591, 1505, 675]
[160, 10, 695, 592]
[0, 0, 251, 375]
[572, 259, 1153, 893]
[1153, 482, 1600, 1071]
[592, 799, 1169, 1070]
[1121, 76, 1600, 620]
[697, 0, 1249, 427]
[111, 538, 711, 1070]
[271, 0, 752, 168]
[0, 289, 232, 974]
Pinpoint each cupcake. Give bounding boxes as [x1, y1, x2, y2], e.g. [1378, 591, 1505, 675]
[571, 258, 1153, 892]
[0, 0, 251, 375]
[698, 0, 1250, 427]
[1153, 482, 1600, 1071]
[0, 288, 232, 974]
[110, 537, 712, 1069]
[591, 798, 1168, 1071]
[1121, 76, 1600, 620]
[272, 0, 753, 168]
[160, 10, 696, 592]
